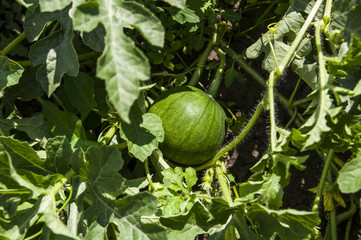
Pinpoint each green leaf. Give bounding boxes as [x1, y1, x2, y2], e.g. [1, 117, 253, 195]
[332, 0, 361, 39]
[327, 34, 361, 76]
[224, 64, 244, 88]
[160, 201, 213, 239]
[238, 173, 283, 209]
[208, 198, 243, 225]
[161, 167, 184, 191]
[42, 100, 87, 141]
[162, 0, 186, 9]
[41, 202, 79, 240]
[85, 146, 125, 196]
[246, 11, 308, 72]
[0, 56, 24, 91]
[120, 108, 164, 162]
[26, 6, 79, 96]
[337, 151, 361, 193]
[248, 204, 319, 240]
[63, 72, 97, 120]
[208, 212, 265, 240]
[72, 0, 164, 123]
[292, 90, 342, 151]
[0, 137, 46, 171]
[82, 24, 106, 52]
[0, 114, 51, 140]
[16, 0, 39, 12]
[38, 0, 72, 12]
[2, 66, 44, 102]
[184, 167, 197, 191]
[166, 7, 200, 24]
[84, 191, 166, 240]
[0, 195, 41, 240]
[291, 59, 318, 90]
[44, 136, 72, 175]
[273, 153, 308, 187]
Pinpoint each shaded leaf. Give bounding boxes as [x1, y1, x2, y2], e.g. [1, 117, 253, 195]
[120, 108, 164, 162]
[224, 64, 244, 87]
[208, 212, 265, 240]
[0, 56, 24, 91]
[63, 72, 97, 120]
[0, 114, 51, 140]
[26, 6, 79, 96]
[85, 146, 125, 196]
[42, 100, 87, 141]
[82, 24, 106, 52]
[292, 89, 342, 151]
[44, 136, 72, 175]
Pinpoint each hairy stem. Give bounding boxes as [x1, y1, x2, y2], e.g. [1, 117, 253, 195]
[215, 160, 232, 203]
[268, 71, 278, 152]
[279, 0, 324, 72]
[195, 101, 264, 171]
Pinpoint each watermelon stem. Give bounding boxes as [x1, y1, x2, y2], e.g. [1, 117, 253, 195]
[188, 29, 218, 86]
[207, 47, 226, 97]
[195, 101, 264, 171]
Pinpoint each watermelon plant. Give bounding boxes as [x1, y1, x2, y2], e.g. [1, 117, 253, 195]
[1, 0, 361, 239]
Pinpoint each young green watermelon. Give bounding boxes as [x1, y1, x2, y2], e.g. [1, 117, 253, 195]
[148, 85, 226, 166]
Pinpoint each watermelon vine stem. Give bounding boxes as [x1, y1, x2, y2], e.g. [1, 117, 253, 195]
[145, 159, 155, 191]
[188, 30, 218, 86]
[0, 32, 26, 56]
[215, 160, 233, 203]
[195, 101, 264, 171]
[327, 170, 338, 240]
[207, 47, 226, 97]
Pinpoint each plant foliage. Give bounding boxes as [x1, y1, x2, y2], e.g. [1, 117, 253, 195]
[1, 0, 361, 239]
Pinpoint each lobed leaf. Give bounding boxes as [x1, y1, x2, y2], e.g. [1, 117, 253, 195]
[44, 136, 72, 175]
[119, 108, 164, 162]
[246, 11, 308, 72]
[42, 100, 87, 141]
[26, 6, 79, 96]
[248, 204, 319, 240]
[72, 0, 164, 122]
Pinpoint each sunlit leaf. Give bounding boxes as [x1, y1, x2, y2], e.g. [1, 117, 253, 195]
[337, 151, 361, 193]
[72, 0, 164, 122]
[38, 0, 72, 12]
